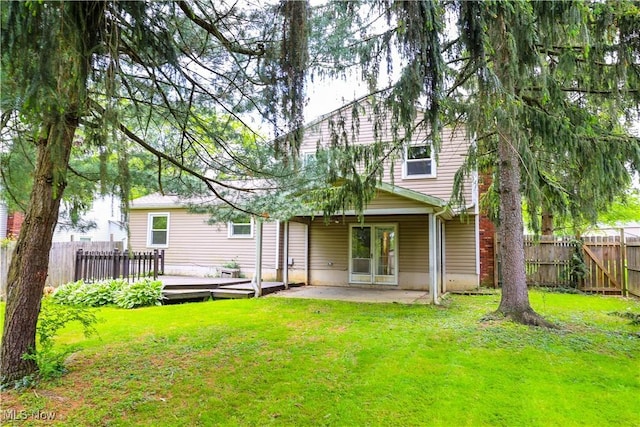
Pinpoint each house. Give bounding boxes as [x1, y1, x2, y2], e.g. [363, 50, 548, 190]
[52, 195, 127, 244]
[1, 195, 127, 244]
[583, 222, 640, 240]
[0, 201, 24, 240]
[128, 104, 496, 299]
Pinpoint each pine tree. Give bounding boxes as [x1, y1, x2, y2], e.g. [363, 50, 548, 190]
[298, 0, 639, 325]
[449, 0, 640, 324]
[0, 0, 308, 384]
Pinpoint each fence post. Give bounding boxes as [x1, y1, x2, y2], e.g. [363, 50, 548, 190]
[160, 249, 165, 275]
[123, 250, 130, 281]
[153, 249, 159, 280]
[112, 248, 120, 280]
[74, 249, 83, 281]
[621, 228, 627, 297]
[493, 233, 499, 288]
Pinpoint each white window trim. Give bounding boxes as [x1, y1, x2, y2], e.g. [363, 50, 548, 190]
[301, 151, 316, 166]
[403, 142, 437, 179]
[147, 212, 170, 248]
[227, 217, 254, 239]
[348, 223, 399, 286]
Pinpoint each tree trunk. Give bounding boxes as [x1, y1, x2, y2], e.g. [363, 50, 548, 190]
[541, 208, 554, 236]
[490, 8, 554, 328]
[496, 133, 554, 327]
[0, 118, 77, 384]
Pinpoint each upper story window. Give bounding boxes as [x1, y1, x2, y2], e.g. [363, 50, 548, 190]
[404, 143, 436, 178]
[147, 213, 169, 247]
[302, 152, 316, 166]
[228, 216, 253, 238]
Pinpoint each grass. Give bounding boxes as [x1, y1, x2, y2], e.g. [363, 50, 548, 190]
[1, 290, 639, 426]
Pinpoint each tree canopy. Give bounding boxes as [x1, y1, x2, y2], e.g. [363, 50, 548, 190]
[1, 0, 639, 384]
[0, 0, 311, 384]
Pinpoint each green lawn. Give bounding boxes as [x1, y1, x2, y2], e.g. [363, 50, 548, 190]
[1, 291, 639, 426]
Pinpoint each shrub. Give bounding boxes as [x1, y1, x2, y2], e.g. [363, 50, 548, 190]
[80, 279, 124, 306]
[52, 279, 87, 305]
[113, 279, 164, 309]
[21, 297, 98, 383]
[53, 278, 164, 308]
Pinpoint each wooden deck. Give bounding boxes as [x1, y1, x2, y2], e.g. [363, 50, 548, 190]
[160, 275, 296, 302]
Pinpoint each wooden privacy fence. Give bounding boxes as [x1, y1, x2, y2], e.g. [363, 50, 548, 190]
[74, 248, 165, 283]
[628, 237, 640, 298]
[1, 241, 122, 300]
[496, 234, 639, 296]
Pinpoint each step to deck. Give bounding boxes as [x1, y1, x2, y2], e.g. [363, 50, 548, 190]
[162, 281, 299, 303]
[211, 288, 255, 299]
[161, 277, 251, 291]
[163, 283, 221, 291]
[163, 289, 212, 301]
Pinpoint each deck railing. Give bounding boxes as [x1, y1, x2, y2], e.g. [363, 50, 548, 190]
[74, 248, 164, 283]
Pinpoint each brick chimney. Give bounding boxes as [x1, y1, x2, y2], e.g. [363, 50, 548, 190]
[478, 172, 496, 287]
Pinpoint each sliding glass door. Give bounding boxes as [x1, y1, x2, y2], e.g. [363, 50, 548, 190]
[349, 224, 397, 285]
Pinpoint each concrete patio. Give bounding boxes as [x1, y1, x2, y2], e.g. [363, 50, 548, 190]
[269, 285, 432, 304]
[159, 275, 433, 304]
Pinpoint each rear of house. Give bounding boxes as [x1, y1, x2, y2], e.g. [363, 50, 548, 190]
[295, 104, 488, 293]
[129, 194, 308, 283]
[129, 103, 494, 294]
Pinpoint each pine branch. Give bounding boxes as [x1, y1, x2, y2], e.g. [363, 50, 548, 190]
[88, 98, 263, 216]
[177, 1, 265, 57]
[521, 86, 639, 95]
[67, 164, 99, 182]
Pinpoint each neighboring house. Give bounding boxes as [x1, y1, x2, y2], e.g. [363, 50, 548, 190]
[583, 222, 640, 240]
[128, 104, 496, 295]
[0, 201, 8, 239]
[1, 208, 24, 240]
[52, 195, 127, 245]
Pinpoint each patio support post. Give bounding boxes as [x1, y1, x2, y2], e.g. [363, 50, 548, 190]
[283, 221, 289, 289]
[253, 217, 263, 297]
[304, 222, 309, 285]
[429, 213, 440, 304]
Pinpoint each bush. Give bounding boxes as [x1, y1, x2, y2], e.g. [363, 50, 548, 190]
[52, 279, 87, 305]
[113, 279, 164, 309]
[81, 279, 125, 306]
[21, 297, 98, 383]
[53, 278, 164, 308]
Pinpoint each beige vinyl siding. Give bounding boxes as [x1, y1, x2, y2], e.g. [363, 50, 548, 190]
[286, 221, 308, 281]
[260, 221, 278, 270]
[391, 126, 473, 202]
[308, 214, 430, 288]
[445, 217, 477, 274]
[129, 209, 279, 274]
[309, 218, 349, 272]
[299, 104, 474, 205]
[365, 190, 433, 211]
[398, 216, 429, 273]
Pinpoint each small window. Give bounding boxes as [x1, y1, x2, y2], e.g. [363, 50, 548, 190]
[147, 213, 169, 247]
[302, 152, 316, 166]
[228, 217, 253, 238]
[404, 143, 435, 178]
